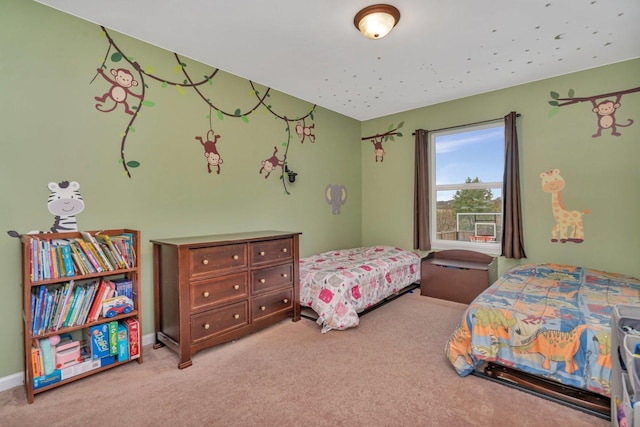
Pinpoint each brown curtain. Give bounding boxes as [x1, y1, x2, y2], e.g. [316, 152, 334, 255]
[413, 129, 431, 251]
[501, 112, 526, 259]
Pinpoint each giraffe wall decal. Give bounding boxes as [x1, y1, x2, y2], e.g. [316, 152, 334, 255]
[540, 169, 590, 243]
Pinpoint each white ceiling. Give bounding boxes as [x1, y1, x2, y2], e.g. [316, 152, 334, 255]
[35, 0, 640, 121]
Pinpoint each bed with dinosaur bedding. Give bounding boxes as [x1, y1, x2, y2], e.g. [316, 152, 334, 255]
[299, 246, 421, 333]
[445, 263, 640, 415]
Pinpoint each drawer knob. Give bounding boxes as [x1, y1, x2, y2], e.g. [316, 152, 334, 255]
[282, 273, 288, 278]
[204, 323, 210, 330]
[203, 291, 210, 298]
[233, 255, 239, 260]
[234, 314, 240, 319]
[233, 284, 240, 290]
[283, 298, 289, 304]
[260, 306, 266, 311]
[260, 278, 266, 283]
[282, 248, 288, 253]
[202, 259, 209, 265]
[259, 251, 265, 256]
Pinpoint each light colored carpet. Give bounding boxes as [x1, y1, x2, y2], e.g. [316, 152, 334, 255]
[0, 291, 608, 426]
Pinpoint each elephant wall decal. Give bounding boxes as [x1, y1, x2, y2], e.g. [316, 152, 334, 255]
[325, 184, 347, 215]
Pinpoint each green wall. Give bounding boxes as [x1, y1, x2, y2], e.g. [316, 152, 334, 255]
[0, 0, 362, 377]
[1, 0, 639, 381]
[362, 59, 640, 278]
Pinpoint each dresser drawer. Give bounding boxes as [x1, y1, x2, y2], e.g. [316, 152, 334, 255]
[251, 263, 293, 294]
[250, 238, 292, 267]
[190, 301, 249, 343]
[251, 288, 293, 321]
[189, 243, 247, 280]
[190, 272, 248, 312]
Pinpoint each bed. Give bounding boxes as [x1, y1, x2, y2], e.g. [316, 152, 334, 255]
[445, 263, 640, 416]
[299, 246, 421, 333]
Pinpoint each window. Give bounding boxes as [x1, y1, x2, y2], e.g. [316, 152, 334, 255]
[429, 121, 504, 254]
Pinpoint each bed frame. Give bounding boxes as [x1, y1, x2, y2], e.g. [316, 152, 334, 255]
[474, 361, 610, 420]
[300, 282, 420, 322]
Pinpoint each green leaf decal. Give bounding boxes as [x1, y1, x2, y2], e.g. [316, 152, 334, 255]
[241, 115, 249, 123]
[310, 112, 314, 120]
[141, 100, 155, 107]
[234, 109, 241, 116]
[548, 100, 559, 106]
[217, 110, 224, 120]
[111, 52, 122, 62]
[396, 132, 403, 137]
[127, 160, 141, 168]
[548, 107, 559, 118]
[176, 85, 185, 94]
[550, 91, 560, 99]
[144, 66, 155, 74]
[568, 89, 575, 98]
[388, 123, 394, 131]
[282, 142, 288, 147]
[397, 121, 404, 129]
[208, 78, 213, 86]
[162, 82, 168, 88]
[129, 126, 135, 133]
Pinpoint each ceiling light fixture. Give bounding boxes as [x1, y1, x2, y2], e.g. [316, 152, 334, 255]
[354, 4, 400, 40]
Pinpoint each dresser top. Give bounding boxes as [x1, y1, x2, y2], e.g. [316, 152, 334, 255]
[150, 230, 301, 247]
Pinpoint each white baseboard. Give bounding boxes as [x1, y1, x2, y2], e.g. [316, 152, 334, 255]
[0, 333, 156, 393]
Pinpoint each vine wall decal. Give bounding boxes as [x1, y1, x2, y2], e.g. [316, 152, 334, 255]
[547, 86, 639, 138]
[89, 26, 315, 195]
[361, 121, 404, 162]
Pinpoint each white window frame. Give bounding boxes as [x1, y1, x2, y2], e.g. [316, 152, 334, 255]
[428, 120, 504, 255]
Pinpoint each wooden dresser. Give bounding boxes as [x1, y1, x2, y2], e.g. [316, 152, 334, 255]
[151, 230, 301, 368]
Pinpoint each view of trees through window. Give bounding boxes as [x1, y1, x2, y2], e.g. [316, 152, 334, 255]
[431, 122, 504, 246]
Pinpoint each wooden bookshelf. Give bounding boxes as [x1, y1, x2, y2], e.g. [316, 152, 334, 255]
[19, 229, 142, 403]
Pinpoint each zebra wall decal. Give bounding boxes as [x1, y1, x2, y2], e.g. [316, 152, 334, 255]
[7, 181, 85, 238]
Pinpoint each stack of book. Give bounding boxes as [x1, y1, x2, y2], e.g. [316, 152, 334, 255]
[29, 278, 132, 336]
[27, 231, 136, 282]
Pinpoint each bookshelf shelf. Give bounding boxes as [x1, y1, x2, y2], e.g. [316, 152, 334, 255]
[20, 228, 142, 403]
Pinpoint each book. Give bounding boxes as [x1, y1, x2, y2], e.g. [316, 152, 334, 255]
[60, 244, 76, 277]
[80, 231, 114, 271]
[54, 281, 75, 331]
[33, 285, 46, 336]
[74, 238, 103, 273]
[112, 278, 133, 299]
[116, 322, 129, 361]
[67, 242, 87, 275]
[70, 241, 96, 274]
[41, 291, 55, 334]
[77, 281, 99, 325]
[63, 286, 84, 327]
[123, 317, 140, 360]
[86, 279, 107, 323]
[96, 234, 126, 269]
[108, 321, 118, 356]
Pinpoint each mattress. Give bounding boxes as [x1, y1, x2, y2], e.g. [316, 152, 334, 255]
[299, 246, 420, 333]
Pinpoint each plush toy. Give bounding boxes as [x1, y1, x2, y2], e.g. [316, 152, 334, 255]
[40, 335, 60, 375]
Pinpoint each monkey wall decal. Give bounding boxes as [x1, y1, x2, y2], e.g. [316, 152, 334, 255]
[590, 95, 634, 138]
[295, 118, 315, 144]
[360, 122, 403, 163]
[195, 130, 223, 174]
[94, 67, 143, 115]
[548, 86, 639, 137]
[371, 137, 385, 162]
[259, 146, 284, 179]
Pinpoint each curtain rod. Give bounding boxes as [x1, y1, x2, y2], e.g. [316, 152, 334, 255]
[411, 113, 520, 136]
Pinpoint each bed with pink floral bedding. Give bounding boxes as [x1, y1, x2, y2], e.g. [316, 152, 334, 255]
[299, 246, 421, 333]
